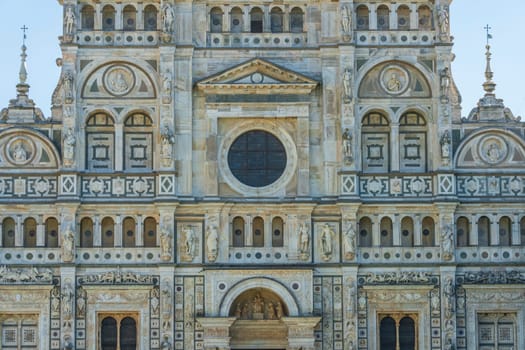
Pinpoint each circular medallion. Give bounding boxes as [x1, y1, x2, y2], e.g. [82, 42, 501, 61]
[380, 65, 410, 95]
[479, 135, 508, 165]
[6, 136, 35, 166]
[250, 73, 264, 84]
[103, 65, 135, 96]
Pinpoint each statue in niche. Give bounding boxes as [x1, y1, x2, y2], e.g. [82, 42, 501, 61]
[341, 5, 351, 34]
[62, 282, 74, 329]
[443, 277, 455, 320]
[206, 225, 219, 262]
[12, 143, 27, 163]
[160, 225, 173, 261]
[320, 223, 335, 260]
[162, 70, 173, 103]
[386, 73, 401, 92]
[298, 223, 310, 258]
[51, 286, 61, 317]
[182, 225, 196, 259]
[63, 128, 76, 167]
[343, 223, 356, 260]
[64, 7, 76, 35]
[162, 3, 175, 33]
[487, 143, 501, 163]
[441, 225, 454, 261]
[76, 287, 86, 318]
[266, 302, 276, 320]
[62, 226, 75, 262]
[440, 131, 451, 163]
[161, 283, 172, 331]
[342, 69, 352, 102]
[63, 71, 74, 103]
[438, 6, 449, 38]
[342, 128, 353, 162]
[440, 67, 451, 99]
[252, 293, 264, 314]
[161, 125, 176, 167]
[275, 301, 283, 319]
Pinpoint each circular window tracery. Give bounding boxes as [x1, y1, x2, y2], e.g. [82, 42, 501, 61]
[227, 130, 287, 188]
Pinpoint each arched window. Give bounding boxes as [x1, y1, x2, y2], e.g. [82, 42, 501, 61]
[521, 217, 525, 245]
[290, 7, 304, 33]
[124, 113, 153, 171]
[81, 5, 95, 30]
[377, 5, 390, 30]
[123, 5, 137, 31]
[272, 217, 284, 247]
[250, 7, 263, 33]
[101, 217, 115, 247]
[252, 217, 264, 247]
[498, 216, 512, 246]
[102, 5, 116, 31]
[230, 7, 243, 33]
[380, 217, 393, 247]
[397, 5, 410, 30]
[401, 217, 413, 247]
[45, 218, 59, 248]
[143, 217, 157, 247]
[120, 317, 137, 349]
[270, 7, 284, 33]
[359, 217, 372, 247]
[399, 112, 427, 172]
[232, 216, 245, 247]
[380, 316, 396, 349]
[422, 216, 435, 246]
[86, 113, 115, 171]
[456, 216, 469, 247]
[399, 317, 416, 349]
[101, 317, 117, 349]
[362, 112, 390, 173]
[210, 7, 223, 33]
[417, 5, 432, 30]
[24, 218, 37, 247]
[2, 218, 15, 247]
[80, 217, 94, 247]
[356, 5, 370, 30]
[144, 5, 158, 31]
[123, 217, 136, 247]
[478, 216, 490, 246]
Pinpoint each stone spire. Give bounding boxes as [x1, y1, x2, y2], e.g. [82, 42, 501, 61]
[482, 44, 496, 97]
[0, 25, 45, 122]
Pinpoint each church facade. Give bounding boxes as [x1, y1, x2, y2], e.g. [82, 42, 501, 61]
[0, 0, 524, 349]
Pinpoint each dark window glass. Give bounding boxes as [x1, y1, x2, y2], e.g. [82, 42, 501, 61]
[380, 317, 396, 350]
[101, 317, 118, 350]
[120, 317, 137, 350]
[228, 131, 287, 187]
[399, 317, 415, 349]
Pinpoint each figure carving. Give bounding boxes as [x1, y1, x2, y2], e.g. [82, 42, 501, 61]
[341, 5, 351, 34]
[62, 282, 74, 328]
[438, 6, 449, 38]
[62, 334, 74, 350]
[342, 69, 352, 102]
[161, 125, 176, 167]
[320, 223, 335, 260]
[440, 67, 451, 99]
[76, 287, 86, 318]
[443, 277, 455, 320]
[487, 143, 501, 163]
[63, 71, 74, 103]
[275, 301, 283, 319]
[108, 72, 129, 94]
[161, 283, 172, 331]
[61, 226, 75, 263]
[206, 225, 219, 262]
[162, 3, 175, 33]
[386, 73, 401, 92]
[12, 143, 27, 162]
[441, 225, 454, 261]
[160, 225, 173, 261]
[343, 223, 356, 260]
[63, 128, 76, 167]
[440, 131, 451, 161]
[64, 7, 76, 35]
[160, 334, 172, 350]
[182, 225, 196, 259]
[162, 70, 173, 103]
[298, 223, 310, 258]
[266, 302, 276, 320]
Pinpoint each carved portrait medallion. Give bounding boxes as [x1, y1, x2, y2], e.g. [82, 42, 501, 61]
[5, 136, 35, 165]
[103, 65, 135, 96]
[479, 135, 507, 165]
[380, 65, 409, 95]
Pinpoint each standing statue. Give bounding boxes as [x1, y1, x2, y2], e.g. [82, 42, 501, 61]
[62, 283, 74, 329]
[161, 125, 176, 167]
[62, 226, 75, 263]
[440, 67, 451, 98]
[162, 70, 173, 103]
[438, 6, 449, 37]
[341, 5, 351, 34]
[443, 277, 455, 320]
[183, 225, 196, 258]
[160, 226, 173, 261]
[440, 130, 451, 163]
[162, 3, 175, 33]
[342, 128, 353, 161]
[320, 223, 334, 260]
[63, 71, 74, 103]
[64, 7, 76, 35]
[343, 223, 356, 260]
[441, 225, 454, 261]
[206, 225, 219, 262]
[298, 223, 310, 257]
[63, 128, 76, 167]
[161, 283, 172, 331]
[342, 69, 352, 102]
[275, 301, 283, 319]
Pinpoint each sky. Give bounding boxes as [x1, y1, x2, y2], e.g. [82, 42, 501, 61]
[0, 1, 524, 119]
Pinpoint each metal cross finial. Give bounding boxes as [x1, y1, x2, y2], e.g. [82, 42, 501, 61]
[484, 24, 492, 46]
[20, 25, 28, 46]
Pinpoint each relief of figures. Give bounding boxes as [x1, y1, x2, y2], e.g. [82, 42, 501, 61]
[233, 292, 286, 320]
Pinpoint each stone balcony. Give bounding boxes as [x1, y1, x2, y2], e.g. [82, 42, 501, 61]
[228, 247, 289, 264]
[357, 246, 441, 264]
[455, 246, 525, 264]
[76, 30, 160, 46]
[207, 32, 308, 48]
[354, 30, 435, 46]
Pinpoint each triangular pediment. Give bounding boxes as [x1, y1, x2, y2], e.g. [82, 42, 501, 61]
[197, 59, 318, 95]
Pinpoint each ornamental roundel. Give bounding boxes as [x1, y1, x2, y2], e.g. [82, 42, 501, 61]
[379, 65, 410, 95]
[103, 65, 136, 96]
[5, 136, 36, 166]
[479, 135, 508, 165]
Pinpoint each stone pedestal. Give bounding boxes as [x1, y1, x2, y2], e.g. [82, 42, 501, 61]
[197, 317, 237, 350]
[281, 317, 321, 350]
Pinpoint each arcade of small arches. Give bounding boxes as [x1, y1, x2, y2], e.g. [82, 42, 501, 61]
[355, 3, 434, 31]
[79, 3, 159, 31]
